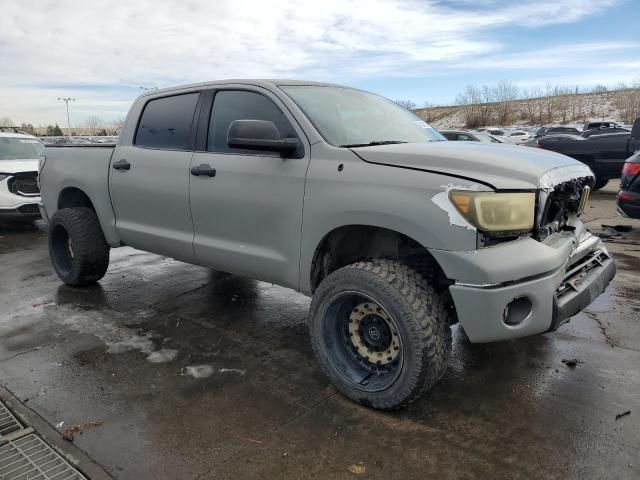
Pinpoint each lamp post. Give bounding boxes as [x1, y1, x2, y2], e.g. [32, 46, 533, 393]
[57, 97, 75, 137]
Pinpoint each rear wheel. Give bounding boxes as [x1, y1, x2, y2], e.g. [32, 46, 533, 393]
[48, 207, 110, 286]
[593, 176, 609, 190]
[309, 260, 451, 409]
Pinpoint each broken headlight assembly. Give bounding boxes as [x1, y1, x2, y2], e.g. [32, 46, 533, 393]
[449, 191, 536, 233]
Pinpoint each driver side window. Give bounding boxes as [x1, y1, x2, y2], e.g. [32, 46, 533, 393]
[208, 90, 298, 155]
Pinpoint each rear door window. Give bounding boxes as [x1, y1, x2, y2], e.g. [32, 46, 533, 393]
[135, 93, 200, 150]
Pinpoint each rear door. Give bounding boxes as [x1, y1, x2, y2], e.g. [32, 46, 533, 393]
[589, 133, 631, 177]
[189, 87, 310, 289]
[110, 92, 201, 262]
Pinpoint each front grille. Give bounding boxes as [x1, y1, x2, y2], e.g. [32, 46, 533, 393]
[17, 204, 40, 214]
[537, 178, 592, 239]
[8, 172, 39, 197]
[556, 249, 609, 298]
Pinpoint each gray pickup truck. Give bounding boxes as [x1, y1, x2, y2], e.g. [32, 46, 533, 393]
[39, 80, 615, 409]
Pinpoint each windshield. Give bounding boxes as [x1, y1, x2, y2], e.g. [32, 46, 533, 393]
[280, 86, 445, 147]
[476, 133, 501, 143]
[0, 137, 44, 160]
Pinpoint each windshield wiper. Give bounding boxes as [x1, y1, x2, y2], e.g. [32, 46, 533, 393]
[339, 140, 408, 148]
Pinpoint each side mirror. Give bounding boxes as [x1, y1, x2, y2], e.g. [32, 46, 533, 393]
[227, 120, 299, 156]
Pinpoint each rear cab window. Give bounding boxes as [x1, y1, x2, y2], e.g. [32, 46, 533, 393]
[134, 93, 200, 150]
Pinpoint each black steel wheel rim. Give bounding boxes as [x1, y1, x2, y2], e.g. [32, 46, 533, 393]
[321, 291, 403, 392]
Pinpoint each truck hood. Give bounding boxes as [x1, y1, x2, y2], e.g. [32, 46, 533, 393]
[350, 142, 591, 190]
[0, 159, 39, 174]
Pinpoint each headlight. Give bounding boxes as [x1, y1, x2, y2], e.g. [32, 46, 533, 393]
[449, 191, 535, 232]
[0, 174, 8, 182]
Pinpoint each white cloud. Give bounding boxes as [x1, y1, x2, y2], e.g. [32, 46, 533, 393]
[0, 0, 625, 124]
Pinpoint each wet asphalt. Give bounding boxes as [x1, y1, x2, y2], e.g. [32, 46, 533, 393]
[0, 182, 639, 479]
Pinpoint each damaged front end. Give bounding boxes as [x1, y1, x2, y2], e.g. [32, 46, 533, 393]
[535, 165, 595, 241]
[430, 163, 615, 343]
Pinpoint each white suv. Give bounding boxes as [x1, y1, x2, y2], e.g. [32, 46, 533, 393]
[0, 128, 43, 221]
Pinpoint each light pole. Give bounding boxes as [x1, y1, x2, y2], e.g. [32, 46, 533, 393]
[57, 97, 75, 137]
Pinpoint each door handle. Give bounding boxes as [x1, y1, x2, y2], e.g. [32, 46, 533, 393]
[113, 159, 131, 170]
[190, 164, 216, 177]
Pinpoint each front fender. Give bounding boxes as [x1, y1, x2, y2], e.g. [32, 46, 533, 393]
[299, 145, 485, 294]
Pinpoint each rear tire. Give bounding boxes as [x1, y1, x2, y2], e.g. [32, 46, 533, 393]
[48, 207, 110, 286]
[309, 260, 451, 410]
[593, 176, 609, 190]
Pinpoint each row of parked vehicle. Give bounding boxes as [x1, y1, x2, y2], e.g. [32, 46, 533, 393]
[1, 113, 639, 225]
[440, 120, 640, 200]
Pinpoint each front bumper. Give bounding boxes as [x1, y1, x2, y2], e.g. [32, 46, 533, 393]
[38, 202, 50, 223]
[0, 176, 41, 221]
[617, 190, 640, 219]
[0, 204, 41, 220]
[431, 232, 615, 343]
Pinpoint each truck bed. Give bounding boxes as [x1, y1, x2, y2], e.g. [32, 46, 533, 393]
[40, 143, 120, 245]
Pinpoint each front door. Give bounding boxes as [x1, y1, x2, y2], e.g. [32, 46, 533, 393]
[189, 88, 310, 289]
[110, 92, 201, 262]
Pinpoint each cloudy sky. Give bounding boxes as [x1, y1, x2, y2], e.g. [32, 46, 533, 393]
[1, 0, 638, 126]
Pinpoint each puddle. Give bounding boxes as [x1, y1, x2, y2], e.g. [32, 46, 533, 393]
[181, 365, 245, 378]
[183, 365, 214, 378]
[146, 349, 178, 363]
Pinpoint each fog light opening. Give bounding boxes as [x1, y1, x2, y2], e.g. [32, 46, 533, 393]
[503, 296, 533, 326]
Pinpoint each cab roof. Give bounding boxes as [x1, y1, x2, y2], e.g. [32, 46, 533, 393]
[138, 79, 352, 97]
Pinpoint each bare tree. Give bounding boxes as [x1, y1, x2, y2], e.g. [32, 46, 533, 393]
[0, 116, 15, 126]
[456, 85, 485, 128]
[554, 86, 571, 123]
[522, 87, 542, 123]
[394, 100, 417, 111]
[84, 116, 104, 135]
[417, 102, 437, 122]
[613, 80, 640, 123]
[479, 85, 494, 125]
[544, 82, 555, 122]
[20, 123, 36, 135]
[569, 85, 581, 120]
[493, 81, 519, 125]
[107, 118, 125, 136]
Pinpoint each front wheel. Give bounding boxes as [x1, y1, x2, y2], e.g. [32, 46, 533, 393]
[48, 207, 110, 286]
[309, 260, 451, 410]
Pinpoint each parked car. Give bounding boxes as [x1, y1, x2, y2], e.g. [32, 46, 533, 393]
[581, 126, 630, 138]
[535, 126, 581, 138]
[39, 79, 615, 410]
[0, 127, 43, 221]
[439, 130, 505, 143]
[583, 121, 619, 131]
[536, 118, 640, 189]
[487, 129, 506, 136]
[617, 150, 640, 218]
[506, 130, 531, 144]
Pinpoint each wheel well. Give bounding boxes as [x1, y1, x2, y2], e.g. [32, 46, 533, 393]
[310, 226, 450, 294]
[58, 187, 95, 211]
